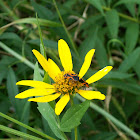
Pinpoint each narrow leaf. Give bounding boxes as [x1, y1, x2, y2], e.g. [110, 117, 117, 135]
[125, 3, 136, 17]
[0, 125, 43, 140]
[34, 62, 43, 81]
[105, 71, 134, 79]
[7, 68, 30, 132]
[7, 68, 24, 117]
[78, 27, 98, 62]
[95, 37, 109, 67]
[31, 0, 54, 20]
[86, 0, 104, 15]
[118, 47, 140, 72]
[98, 79, 140, 95]
[0, 18, 61, 33]
[125, 23, 139, 54]
[115, 0, 140, 7]
[112, 97, 127, 122]
[27, 39, 57, 50]
[88, 70, 133, 80]
[133, 55, 140, 79]
[105, 9, 119, 38]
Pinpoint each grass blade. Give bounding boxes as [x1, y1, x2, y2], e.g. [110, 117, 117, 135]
[0, 124, 43, 140]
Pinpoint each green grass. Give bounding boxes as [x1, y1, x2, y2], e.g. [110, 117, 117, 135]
[0, 0, 140, 139]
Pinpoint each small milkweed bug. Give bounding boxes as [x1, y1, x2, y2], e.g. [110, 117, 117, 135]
[64, 73, 89, 88]
[78, 78, 89, 88]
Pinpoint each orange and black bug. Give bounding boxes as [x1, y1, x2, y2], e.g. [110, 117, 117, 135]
[64, 73, 89, 88]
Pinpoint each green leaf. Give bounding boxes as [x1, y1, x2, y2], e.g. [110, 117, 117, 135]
[6, 68, 30, 132]
[0, 125, 43, 140]
[0, 112, 54, 140]
[105, 9, 119, 38]
[74, 27, 98, 72]
[86, 0, 104, 15]
[88, 70, 133, 80]
[98, 79, 140, 95]
[133, 55, 140, 79]
[95, 37, 109, 67]
[60, 100, 90, 132]
[105, 71, 134, 79]
[125, 3, 136, 17]
[125, 23, 139, 54]
[0, 70, 7, 84]
[77, 95, 140, 139]
[0, 101, 10, 115]
[90, 132, 117, 140]
[6, 68, 23, 116]
[118, 47, 140, 72]
[14, 18, 61, 27]
[78, 27, 98, 62]
[33, 62, 43, 81]
[31, 0, 54, 20]
[112, 97, 127, 122]
[33, 62, 67, 140]
[0, 18, 61, 33]
[27, 39, 57, 50]
[123, 94, 139, 117]
[42, 117, 57, 139]
[38, 103, 67, 140]
[0, 32, 22, 42]
[115, 0, 140, 7]
[36, 13, 46, 59]
[81, 112, 96, 129]
[19, 102, 30, 133]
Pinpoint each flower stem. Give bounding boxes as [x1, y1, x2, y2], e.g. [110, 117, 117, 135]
[74, 127, 78, 140]
[52, 0, 79, 58]
[70, 95, 78, 140]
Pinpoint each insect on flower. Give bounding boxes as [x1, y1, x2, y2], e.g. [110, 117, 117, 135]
[15, 39, 113, 115]
[64, 73, 89, 88]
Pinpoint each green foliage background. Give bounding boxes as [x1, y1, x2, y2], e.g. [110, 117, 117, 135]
[0, 0, 140, 139]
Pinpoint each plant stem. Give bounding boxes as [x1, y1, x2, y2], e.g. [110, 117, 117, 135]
[70, 95, 78, 140]
[0, 41, 43, 75]
[0, 112, 56, 140]
[36, 13, 46, 57]
[76, 94, 140, 140]
[1, 42, 139, 140]
[74, 127, 78, 140]
[52, 0, 79, 58]
[102, 6, 140, 24]
[0, 124, 43, 140]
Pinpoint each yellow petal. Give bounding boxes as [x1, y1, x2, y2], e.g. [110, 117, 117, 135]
[86, 66, 113, 84]
[15, 88, 55, 99]
[78, 49, 95, 79]
[55, 94, 70, 115]
[16, 80, 54, 89]
[78, 90, 105, 100]
[28, 93, 61, 102]
[32, 49, 49, 72]
[47, 59, 61, 81]
[58, 39, 73, 72]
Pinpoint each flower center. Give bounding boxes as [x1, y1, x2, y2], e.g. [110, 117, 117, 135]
[53, 71, 83, 94]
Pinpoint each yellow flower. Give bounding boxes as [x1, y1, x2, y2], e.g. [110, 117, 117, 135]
[15, 39, 113, 115]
